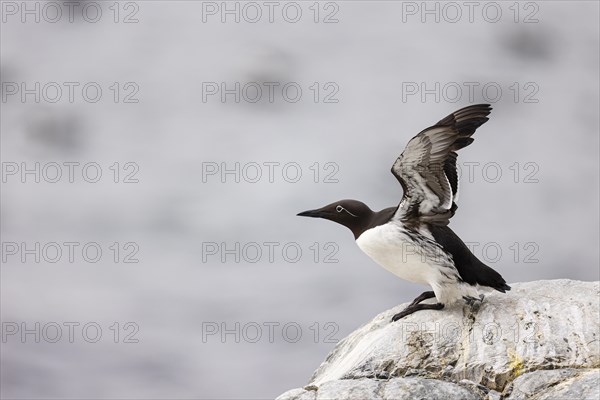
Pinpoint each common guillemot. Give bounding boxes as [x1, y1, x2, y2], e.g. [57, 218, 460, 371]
[298, 104, 510, 322]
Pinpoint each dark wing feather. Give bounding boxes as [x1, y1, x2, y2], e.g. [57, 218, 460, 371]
[444, 151, 460, 200]
[391, 104, 492, 225]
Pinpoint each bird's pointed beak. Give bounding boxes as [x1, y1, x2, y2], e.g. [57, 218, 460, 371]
[297, 208, 327, 218]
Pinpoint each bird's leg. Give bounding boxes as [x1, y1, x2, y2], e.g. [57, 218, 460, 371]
[408, 291, 436, 307]
[463, 294, 485, 307]
[390, 291, 438, 322]
[463, 296, 477, 306]
[391, 302, 444, 322]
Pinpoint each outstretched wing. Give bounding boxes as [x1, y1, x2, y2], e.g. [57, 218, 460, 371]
[391, 104, 492, 226]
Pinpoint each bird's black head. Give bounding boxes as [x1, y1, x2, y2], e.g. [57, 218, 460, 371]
[297, 199, 373, 239]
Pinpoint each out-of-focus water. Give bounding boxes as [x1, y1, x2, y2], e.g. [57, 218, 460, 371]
[1, 2, 599, 399]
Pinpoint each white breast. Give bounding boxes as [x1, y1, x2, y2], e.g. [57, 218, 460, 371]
[356, 223, 481, 304]
[355, 223, 446, 285]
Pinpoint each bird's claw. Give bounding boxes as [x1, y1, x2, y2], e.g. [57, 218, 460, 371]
[391, 309, 412, 322]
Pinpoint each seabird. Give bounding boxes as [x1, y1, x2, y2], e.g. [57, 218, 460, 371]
[297, 104, 511, 322]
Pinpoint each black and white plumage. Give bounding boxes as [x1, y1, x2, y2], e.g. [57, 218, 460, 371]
[297, 104, 510, 321]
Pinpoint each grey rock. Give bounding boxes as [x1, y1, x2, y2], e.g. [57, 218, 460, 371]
[276, 387, 316, 400]
[277, 377, 481, 400]
[276, 280, 600, 400]
[382, 377, 480, 400]
[503, 368, 578, 399]
[316, 379, 383, 400]
[505, 368, 600, 400]
[486, 390, 502, 400]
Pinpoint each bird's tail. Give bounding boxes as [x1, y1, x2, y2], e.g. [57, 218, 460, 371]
[473, 259, 511, 293]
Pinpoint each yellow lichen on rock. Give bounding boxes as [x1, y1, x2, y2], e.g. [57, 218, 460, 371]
[508, 348, 525, 379]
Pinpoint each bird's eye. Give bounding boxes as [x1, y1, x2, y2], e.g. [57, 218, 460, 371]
[336, 205, 343, 213]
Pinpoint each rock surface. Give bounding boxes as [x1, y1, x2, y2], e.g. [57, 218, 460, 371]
[277, 280, 600, 400]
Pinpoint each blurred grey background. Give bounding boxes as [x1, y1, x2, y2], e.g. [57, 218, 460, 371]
[1, 1, 598, 399]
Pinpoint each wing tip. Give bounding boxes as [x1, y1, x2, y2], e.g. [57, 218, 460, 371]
[437, 103, 493, 127]
[495, 283, 512, 293]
